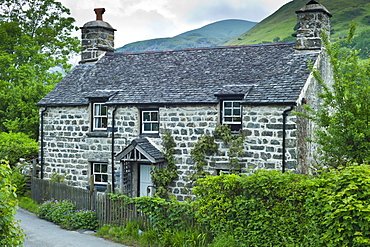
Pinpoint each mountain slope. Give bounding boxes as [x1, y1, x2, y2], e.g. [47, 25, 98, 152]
[115, 19, 257, 53]
[227, 0, 370, 47]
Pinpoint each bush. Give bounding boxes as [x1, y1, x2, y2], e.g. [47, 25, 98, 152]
[38, 199, 76, 223]
[309, 164, 370, 246]
[60, 209, 98, 230]
[10, 166, 27, 196]
[38, 199, 98, 230]
[0, 132, 38, 165]
[193, 171, 319, 246]
[0, 160, 24, 246]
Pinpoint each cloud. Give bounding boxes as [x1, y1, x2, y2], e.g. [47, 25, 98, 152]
[58, 0, 293, 48]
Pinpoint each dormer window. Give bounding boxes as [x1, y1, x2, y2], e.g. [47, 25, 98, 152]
[141, 110, 159, 134]
[93, 102, 107, 130]
[222, 100, 242, 131]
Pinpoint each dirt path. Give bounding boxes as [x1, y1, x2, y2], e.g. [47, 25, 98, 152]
[16, 208, 127, 247]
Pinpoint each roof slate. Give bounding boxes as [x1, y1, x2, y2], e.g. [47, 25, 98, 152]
[38, 42, 319, 106]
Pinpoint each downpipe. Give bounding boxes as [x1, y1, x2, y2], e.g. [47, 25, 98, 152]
[111, 105, 118, 194]
[282, 105, 294, 173]
[40, 107, 48, 179]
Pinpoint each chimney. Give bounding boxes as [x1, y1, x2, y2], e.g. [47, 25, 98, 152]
[80, 8, 116, 64]
[294, 1, 332, 52]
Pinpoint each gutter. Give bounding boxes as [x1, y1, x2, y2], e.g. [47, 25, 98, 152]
[40, 107, 48, 179]
[111, 105, 118, 193]
[282, 105, 294, 173]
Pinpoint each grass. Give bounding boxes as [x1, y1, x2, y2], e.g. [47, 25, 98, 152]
[18, 196, 39, 214]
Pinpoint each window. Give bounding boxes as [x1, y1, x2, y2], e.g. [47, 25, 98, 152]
[92, 162, 108, 185]
[93, 103, 107, 130]
[222, 100, 242, 131]
[141, 110, 159, 134]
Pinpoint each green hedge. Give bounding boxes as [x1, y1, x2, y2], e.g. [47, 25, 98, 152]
[0, 160, 24, 246]
[193, 165, 370, 246]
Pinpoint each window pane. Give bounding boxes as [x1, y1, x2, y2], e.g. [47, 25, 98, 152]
[233, 109, 241, 115]
[101, 105, 107, 115]
[102, 117, 107, 127]
[102, 174, 108, 182]
[95, 175, 101, 182]
[144, 123, 151, 131]
[152, 123, 159, 131]
[143, 112, 150, 121]
[225, 109, 232, 116]
[101, 164, 107, 173]
[224, 102, 232, 107]
[94, 164, 100, 172]
[95, 104, 100, 115]
[225, 117, 232, 122]
[151, 112, 158, 121]
[233, 102, 240, 107]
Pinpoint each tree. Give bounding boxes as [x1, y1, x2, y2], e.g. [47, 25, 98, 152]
[0, 0, 80, 139]
[303, 23, 370, 167]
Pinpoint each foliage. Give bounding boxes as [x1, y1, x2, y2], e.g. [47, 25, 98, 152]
[18, 196, 39, 214]
[0, 0, 79, 138]
[38, 198, 98, 230]
[308, 164, 370, 246]
[38, 199, 76, 223]
[0, 160, 24, 246]
[0, 131, 38, 165]
[301, 24, 370, 167]
[110, 194, 194, 233]
[151, 131, 178, 198]
[60, 209, 98, 230]
[10, 165, 26, 196]
[50, 171, 67, 184]
[193, 171, 319, 246]
[189, 124, 245, 185]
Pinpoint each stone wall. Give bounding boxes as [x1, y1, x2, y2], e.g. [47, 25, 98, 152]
[41, 103, 298, 199]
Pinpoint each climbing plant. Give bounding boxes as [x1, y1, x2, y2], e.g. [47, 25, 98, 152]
[188, 125, 245, 186]
[151, 131, 178, 198]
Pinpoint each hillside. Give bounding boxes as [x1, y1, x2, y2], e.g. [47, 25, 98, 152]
[226, 0, 370, 58]
[115, 19, 256, 53]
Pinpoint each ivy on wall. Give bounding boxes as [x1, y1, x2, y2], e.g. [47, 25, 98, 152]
[151, 131, 178, 199]
[188, 125, 245, 186]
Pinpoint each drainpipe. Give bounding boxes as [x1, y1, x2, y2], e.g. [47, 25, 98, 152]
[40, 107, 48, 179]
[282, 105, 294, 173]
[111, 105, 118, 194]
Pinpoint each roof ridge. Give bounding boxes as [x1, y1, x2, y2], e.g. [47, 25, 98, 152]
[108, 41, 296, 56]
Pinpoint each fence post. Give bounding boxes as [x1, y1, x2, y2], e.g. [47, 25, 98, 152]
[89, 175, 94, 210]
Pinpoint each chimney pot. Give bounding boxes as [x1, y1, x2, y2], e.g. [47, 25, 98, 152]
[94, 8, 105, 21]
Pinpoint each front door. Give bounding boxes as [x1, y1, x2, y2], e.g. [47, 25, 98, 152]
[139, 164, 153, 197]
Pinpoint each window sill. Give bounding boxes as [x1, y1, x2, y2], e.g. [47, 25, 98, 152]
[87, 131, 108, 137]
[140, 133, 160, 138]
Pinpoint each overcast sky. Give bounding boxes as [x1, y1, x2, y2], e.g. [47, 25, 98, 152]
[58, 0, 292, 48]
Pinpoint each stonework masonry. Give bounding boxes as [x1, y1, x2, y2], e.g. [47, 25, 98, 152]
[41, 103, 298, 199]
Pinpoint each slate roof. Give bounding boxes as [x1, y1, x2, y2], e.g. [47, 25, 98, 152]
[115, 138, 164, 163]
[38, 41, 320, 106]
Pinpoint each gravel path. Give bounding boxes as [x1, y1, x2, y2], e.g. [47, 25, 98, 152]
[16, 208, 127, 247]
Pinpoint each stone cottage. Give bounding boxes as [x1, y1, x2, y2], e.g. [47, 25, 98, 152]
[37, 1, 332, 200]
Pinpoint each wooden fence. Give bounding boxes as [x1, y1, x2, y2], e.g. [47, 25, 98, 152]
[31, 177, 146, 227]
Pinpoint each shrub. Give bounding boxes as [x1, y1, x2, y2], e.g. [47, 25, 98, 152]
[193, 171, 319, 246]
[0, 160, 25, 246]
[60, 209, 98, 230]
[309, 164, 370, 246]
[10, 166, 27, 196]
[38, 199, 76, 224]
[0, 132, 38, 165]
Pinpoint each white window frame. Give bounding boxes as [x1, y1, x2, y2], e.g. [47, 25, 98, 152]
[92, 162, 108, 185]
[93, 103, 108, 130]
[141, 110, 159, 134]
[222, 100, 242, 125]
